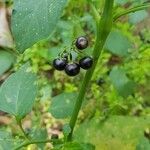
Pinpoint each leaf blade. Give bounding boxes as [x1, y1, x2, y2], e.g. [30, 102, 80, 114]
[0, 63, 37, 119]
[0, 50, 15, 76]
[109, 66, 135, 97]
[105, 30, 132, 57]
[50, 92, 77, 119]
[11, 0, 67, 53]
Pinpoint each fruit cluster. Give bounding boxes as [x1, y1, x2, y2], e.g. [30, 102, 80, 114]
[53, 36, 93, 76]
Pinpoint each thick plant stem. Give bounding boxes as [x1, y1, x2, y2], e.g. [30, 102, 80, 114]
[67, 0, 114, 141]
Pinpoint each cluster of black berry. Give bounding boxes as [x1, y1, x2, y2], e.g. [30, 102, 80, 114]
[53, 36, 93, 76]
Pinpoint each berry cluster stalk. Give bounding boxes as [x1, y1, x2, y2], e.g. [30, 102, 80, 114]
[67, 0, 114, 141]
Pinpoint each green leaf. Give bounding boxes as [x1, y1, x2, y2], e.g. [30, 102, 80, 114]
[11, 0, 68, 53]
[136, 137, 150, 150]
[0, 63, 37, 119]
[49, 92, 77, 119]
[0, 50, 15, 76]
[62, 142, 95, 150]
[129, 10, 148, 24]
[30, 128, 48, 149]
[0, 131, 14, 150]
[109, 66, 135, 97]
[105, 31, 132, 57]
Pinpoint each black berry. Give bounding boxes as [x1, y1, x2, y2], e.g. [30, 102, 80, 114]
[51, 134, 59, 139]
[65, 63, 80, 76]
[79, 56, 93, 70]
[75, 36, 88, 50]
[53, 58, 67, 71]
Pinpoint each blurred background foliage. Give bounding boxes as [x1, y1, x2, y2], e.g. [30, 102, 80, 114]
[0, 0, 150, 149]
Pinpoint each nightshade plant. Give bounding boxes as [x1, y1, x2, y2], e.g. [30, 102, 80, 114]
[0, 0, 150, 149]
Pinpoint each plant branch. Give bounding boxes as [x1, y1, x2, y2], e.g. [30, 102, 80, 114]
[16, 118, 30, 141]
[113, 3, 150, 21]
[67, 0, 114, 141]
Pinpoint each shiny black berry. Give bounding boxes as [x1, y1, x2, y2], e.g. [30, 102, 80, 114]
[75, 36, 88, 50]
[65, 63, 80, 76]
[53, 58, 67, 71]
[79, 56, 93, 70]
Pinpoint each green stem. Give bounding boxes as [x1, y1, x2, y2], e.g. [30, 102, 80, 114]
[113, 3, 150, 21]
[14, 139, 61, 150]
[67, 0, 114, 141]
[16, 118, 30, 141]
